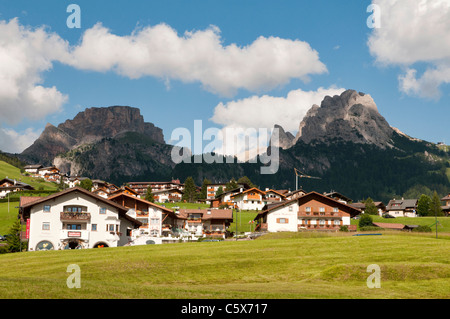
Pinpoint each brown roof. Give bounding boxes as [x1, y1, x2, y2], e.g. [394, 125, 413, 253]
[373, 222, 405, 230]
[20, 187, 141, 227]
[255, 191, 361, 220]
[19, 196, 43, 207]
[177, 209, 233, 221]
[441, 194, 450, 201]
[108, 192, 175, 215]
[231, 187, 266, 198]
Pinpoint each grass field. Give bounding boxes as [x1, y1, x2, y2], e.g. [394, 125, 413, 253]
[0, 232, 449, 299]
[0, 161, 58, 191]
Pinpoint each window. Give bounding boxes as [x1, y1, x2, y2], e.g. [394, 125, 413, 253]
[334, 220, 341, 225]
[319, 207, 325, 212]
[92, 224, 97, 231]
[43, 205, 51, 212]
[277, 218, 289, 224]
[100, 207, 106, 214]
[64, 206, 86, 213]
[150, 218, 159, 225]
[42, 222, 50, 230]
[305, 207, 311, 212]
[319, 219, 325, 225]
[333, 207, 339, 213]
[288, 206, 293, 211]
[107, 224, 115, 232]
[67, 224, 81, 230]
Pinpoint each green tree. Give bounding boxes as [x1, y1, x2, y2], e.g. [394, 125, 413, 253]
[417, 194, 432, 216]
[359, 214, 374, 228]
[145, 185, 155, 203]
[199, 178, 211, 200]
[215, 186, 224, 197]
[237, 176, 255, 188]
[182, 177, 197, 203]
[364, 198, 378, 215]
[79, 178, 93, 191]
[226, 178, 238, 191]
[430, 191, 444, 217]
[6, 219, 23, 253]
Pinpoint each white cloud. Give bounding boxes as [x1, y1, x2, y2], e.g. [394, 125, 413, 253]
[368, 0, 450, 98]
[0, 18, 69, 125]
[0, 126, 40, 153]
[208, 86, 345, 162]
[67, 23, 328, 96]
[210, 86, 345, 132]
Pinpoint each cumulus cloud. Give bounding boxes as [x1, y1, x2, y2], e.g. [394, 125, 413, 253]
[0, 18, 69, 124]
[208, 86, 345, 161]
[67, 23, 327, 96]
[0, 126, 40, 154]
[368, 0, 450, 98]
[210, 86, 345, 132]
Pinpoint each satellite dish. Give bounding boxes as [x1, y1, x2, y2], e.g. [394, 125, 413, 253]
[146, 240, 155, 245]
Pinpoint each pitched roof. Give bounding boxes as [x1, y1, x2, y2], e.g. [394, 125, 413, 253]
[230, 187, 266, 198]
[108, 192, 175, 215]
[386, 199, 417, 210]
[177, 209, 233, 221]
[373, 222, 406, 230]
[20, 187, 141, 226]
[255, 191, 361, 220]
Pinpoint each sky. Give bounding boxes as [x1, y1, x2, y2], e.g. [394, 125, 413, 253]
[0, 0, 449, 155]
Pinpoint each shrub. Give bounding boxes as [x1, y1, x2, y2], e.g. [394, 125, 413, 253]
[360, 226, 382, 231]
[358, 214, 374, 228]
[339, 225, 349, 232]
[411, 225, 432, 233]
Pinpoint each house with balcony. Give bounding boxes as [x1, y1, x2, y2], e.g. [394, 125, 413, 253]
[19, 187, 141, 251]
[153, 188, 184, 203]
[441, 193, 450, 216]
[254, 191, 360, 233]
[386, 198, 418, 217]
[108, 192, 178, 238]
[230, 187, 266, 211]
[176, 209, 233, 238]
[0, 178, 34, 198]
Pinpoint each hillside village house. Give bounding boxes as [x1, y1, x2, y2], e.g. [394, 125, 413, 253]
[254, 191, 360, 233]
[231, 187, 267, 211]
[323, 191, 352, 204]
[284, 189, 307, 200]
[108, 192, 178, 238]
[19, 187, 141, 251]
[153, 188, 184, 203]
[349, 201, 386, 216]
[176, 209, 233, 238]
[441, 193, 450, 216]
[264, 189, 287, 203]
[0, 178, 34, 198]
[24, 164, 43, 175]
[38, 166, 60, 177]
[128, 180, 185, 197]
[386, 198, 418, 217]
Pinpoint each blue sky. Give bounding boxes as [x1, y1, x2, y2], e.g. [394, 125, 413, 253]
[0, 0, 449, 154]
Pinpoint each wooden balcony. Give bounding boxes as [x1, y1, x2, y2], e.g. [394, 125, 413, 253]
[60, 212, 91, 221]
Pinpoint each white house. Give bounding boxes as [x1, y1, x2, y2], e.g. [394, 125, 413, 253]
[19, 187, 142, 251]
[386, 199, 418, 217]
[108, 192, 179, 238]
[254, 191, 360, 232]
[153, 188, 184, 203]
[231, 187, 266, 211]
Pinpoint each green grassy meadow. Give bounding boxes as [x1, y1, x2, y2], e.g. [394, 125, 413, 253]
[0, 161, 58, 191]
[0, 232, 449, 299]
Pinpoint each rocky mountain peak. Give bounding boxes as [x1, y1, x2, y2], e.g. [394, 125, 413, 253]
[293, 89, 394, 148]
[20, 105, 165, 165]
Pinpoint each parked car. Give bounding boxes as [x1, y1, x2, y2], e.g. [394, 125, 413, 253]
[0, 235, 5, 241]
[383, 213, 395, 218]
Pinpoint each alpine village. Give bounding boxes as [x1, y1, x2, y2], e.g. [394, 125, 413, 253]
[1, 90, 449, 252]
